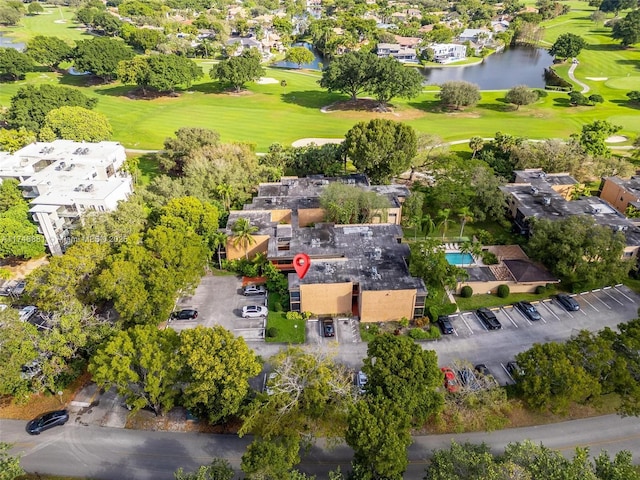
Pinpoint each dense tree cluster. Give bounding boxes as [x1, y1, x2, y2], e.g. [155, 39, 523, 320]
[426, 440, 640, 480]
[319, 50, 424, 104]
[210, 49, 264, 92]
[320, 183, 391, 224]
[0, 47, 34, 80]
[117, 54, 202, 94]
[549, 33, 587, 59]
[514, 318, 640, 417]
[437, 81, 481, 110]
[0, 179, 45, 260]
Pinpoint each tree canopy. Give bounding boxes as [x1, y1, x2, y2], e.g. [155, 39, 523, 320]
[0, 179, 45, 259]
[320, 183, 390, 224]
[118, 54, 202, 94]
[0, 47, 34, 80]
[549, 33, 587, 59]
[26, 35, 72, 70]
[39, 106, 113, 142]
[578, 119, 621, 157]
[210, 49, 264, 92]
[437, 81, 481, 110]
[73, 37, 134, 81]
[611, 10, 640, 47]
[527, 216, 631, 290]
[319, 50, 376, 101]
[285, 46, 315, 68]
[504, 85, 539, 110]
[369, 56, 424, 104]
[6, 84, 97, 133]
[343, 119, 417, 184]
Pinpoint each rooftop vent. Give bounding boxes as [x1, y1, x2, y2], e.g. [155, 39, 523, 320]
[65, 163, 76, 171]
[74, 184, 85, 192]
[530, 186, 539, 195]
[542, 196, 551, 206]
[373, 247, 382, 260]
[73, 148, 83, 154]
[84, 184, 94, 192]
[588, 204, 602, 214]
[39, 146, 54, 154]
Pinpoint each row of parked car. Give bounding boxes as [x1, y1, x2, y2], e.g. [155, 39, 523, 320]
[437, 294, 581, 334]
[441, 361, 526, 393]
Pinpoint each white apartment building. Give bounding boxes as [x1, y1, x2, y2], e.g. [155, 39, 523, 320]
[430, 43, 467, 63]
[0, 140, 132, 255]
[376, 43, 417, 62]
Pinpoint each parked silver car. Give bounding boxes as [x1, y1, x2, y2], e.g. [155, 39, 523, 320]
[242, 305, 268, 318]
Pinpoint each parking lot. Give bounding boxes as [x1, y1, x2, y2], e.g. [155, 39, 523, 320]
[434, 285, 640, 386]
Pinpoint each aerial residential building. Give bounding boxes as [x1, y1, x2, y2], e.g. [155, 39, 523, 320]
[599, 176, 640, 215]
[377, 43, 417, 62]
[501, 169, 640, 258]
[223, 175, 427, 322]
[430, 43, 467, 63]
[0, 140, 132, 256]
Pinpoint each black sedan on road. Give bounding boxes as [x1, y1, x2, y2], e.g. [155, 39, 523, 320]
[171, 309, 198, 320]
[555, 293, 580, 311]
[26, 409, 69, 435]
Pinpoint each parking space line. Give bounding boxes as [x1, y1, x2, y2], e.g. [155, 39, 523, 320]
[470, 311, 489, 331]
[501, 308, 520, 328]
[459, 313, 474, 334]
[501, 363, 515, 383]
[540, 300, 561, 321]
[590, 292, 612, 310]
[601, 288, 624, 306]
[580, 293, 599, 312]
[614, 286, 634, 302]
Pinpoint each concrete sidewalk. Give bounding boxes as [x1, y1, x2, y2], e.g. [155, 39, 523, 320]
[69, 383, 128, 429]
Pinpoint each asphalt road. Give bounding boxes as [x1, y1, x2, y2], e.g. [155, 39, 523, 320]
[3, 414, 640, 479]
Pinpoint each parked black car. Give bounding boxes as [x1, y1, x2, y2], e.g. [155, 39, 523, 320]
[476, 308, 502, 330]
[555, 293, 580, 311]
[474, 364, 491, 377]
[514, 301, 542, 321]
[506, 361, 524, 379]
[322, 318, 335, 337]
[26, 409, 69, 435]
[171, 309, 198, 320]
[437, 315, 454, 335]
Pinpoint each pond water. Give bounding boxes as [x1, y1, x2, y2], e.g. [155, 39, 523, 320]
[272, 42, 324, 70]
[421, 46, 554, 89]
[0, 32, 25, 51]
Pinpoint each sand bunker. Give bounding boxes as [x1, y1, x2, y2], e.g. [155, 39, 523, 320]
[585, 77, 608, 81]
[256, 77, 279, 84]
[605, 135, 628, 143]
[291, 138, 344, 147]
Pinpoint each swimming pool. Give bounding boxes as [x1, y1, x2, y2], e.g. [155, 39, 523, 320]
[445, 252, 474, 266]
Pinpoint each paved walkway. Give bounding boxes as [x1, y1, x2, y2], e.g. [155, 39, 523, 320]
[568, 62, 589, 94]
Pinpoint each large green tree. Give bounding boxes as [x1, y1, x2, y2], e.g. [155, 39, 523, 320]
[527, 216, 631, 290]
[26, 35, 72, 70]
[611, 10, 640, 47]
[548, 33, 587, 59]
[180, 326, 261, 423]
[210, 49, 264, 92]
[284, 46, 315, 68]
[343, 119, 417, 184]
[0, 47, 34, 80]
[369, 56, 424, 105]
[346, 397, 412, 480]
[409, 239, 467, 300]
[504, 85, 539, 110]
[118, 54, 202, 94]
[0, 127, 36, 153]
[160, 127, 221, 175]
[0, 442, 24, 480]
[319, 50, 376, 101]
[73, 37, 134, 81]
[174, 459, 235, 480]
[39, 106, 113, 142]
[90, 325, 181, 416]
[515, 342, 600, 413]
[320, 183, 390, 224]
[0, 310, 39, 398]
[363, 334, 443, 423]
[6, 84, 97, 132]
[437, 81, 481, 110]
[0, 183, 45, 259]
[241, 436, 300, 480]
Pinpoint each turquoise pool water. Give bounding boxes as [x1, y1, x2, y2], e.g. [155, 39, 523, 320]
[445, 252, 474, 266]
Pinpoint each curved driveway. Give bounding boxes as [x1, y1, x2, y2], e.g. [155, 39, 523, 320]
[3, 414, 640, 479]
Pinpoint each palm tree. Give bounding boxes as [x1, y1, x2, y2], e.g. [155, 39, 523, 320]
[469, 136, 484, 159]
[421, 214, 435, 238]
[437, 208, 452, 240]
[231, 218, 258, 259]
[458, 207, 474, 238]
[211, 231, 228, 268]
[216, 183, 233, 212]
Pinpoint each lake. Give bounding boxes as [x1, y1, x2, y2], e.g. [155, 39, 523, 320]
[272, 42, 324, 70]
[421, 46, 554, 89]
[0, 32, 25, 51]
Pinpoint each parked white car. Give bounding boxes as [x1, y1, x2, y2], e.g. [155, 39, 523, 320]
[243, 285, 266, 296]
[242, 305, 268, 318]
[19, 305, 38, 321]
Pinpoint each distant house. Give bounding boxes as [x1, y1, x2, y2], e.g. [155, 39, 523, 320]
[458, 28, 493, 43]
[377, 43, 417, 62]
[491, 20, 510, 33]
[393, 35, 421, 48]
[226, 36, 263, 55]
[600, 176, 640, 216]
[430, 43, 467, 63]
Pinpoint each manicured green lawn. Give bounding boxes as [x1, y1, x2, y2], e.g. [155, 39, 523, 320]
[1, 6, 91, 43]
[454, 290, 557, 311]
[265, 311, 305, 343]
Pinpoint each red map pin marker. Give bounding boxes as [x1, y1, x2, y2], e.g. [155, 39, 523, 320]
[293, 253, 310, 279]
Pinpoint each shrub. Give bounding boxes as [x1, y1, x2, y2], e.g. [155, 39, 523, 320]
[497, 284, 510, 298]
[476, 229, 494, 245]
[266, 327, 279, 338]
[399, 317, 410, 328]
[460, 285, 473, 298]
[535, 89, 548, 98]
[408, 326, 441, 340]
[273, 302, 283, 312]
[414, 316, 429, 327]
[481, 250, 499, 265]
[535, 285, 546, 295]
[286, 311, 303, 321]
